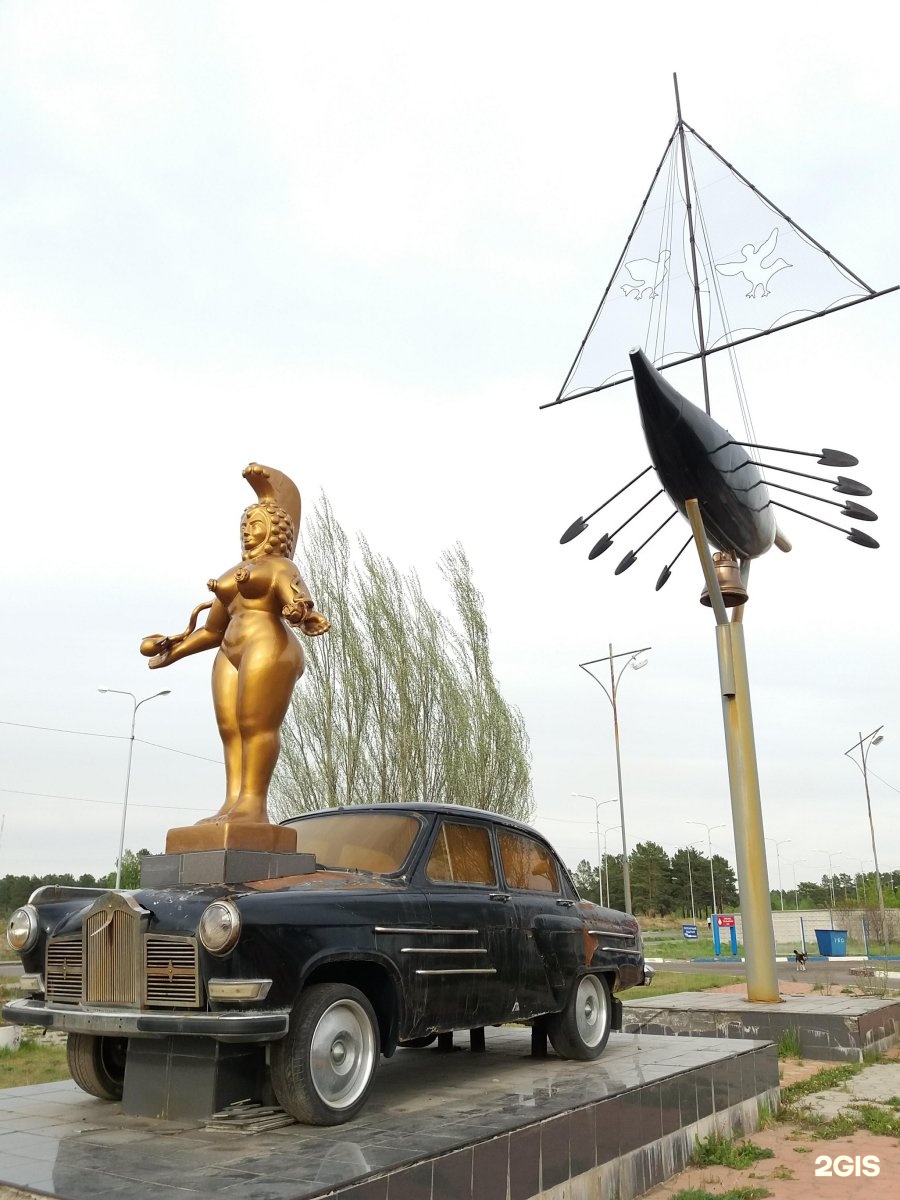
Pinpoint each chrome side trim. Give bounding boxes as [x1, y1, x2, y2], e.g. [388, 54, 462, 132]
[587, 929, 635, 940]
[374, 927, 478, 935]
[600, 946, 642, 954]
[414, 968, 497, 977]
[400, 948, 486, 955]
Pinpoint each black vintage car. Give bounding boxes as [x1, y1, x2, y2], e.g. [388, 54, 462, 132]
[3, 804, 649, 1124]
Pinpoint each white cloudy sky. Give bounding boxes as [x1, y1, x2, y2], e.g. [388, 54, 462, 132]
[1, 3, 897, 895]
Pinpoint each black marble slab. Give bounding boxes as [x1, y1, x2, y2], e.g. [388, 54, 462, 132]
[623, 991, 900, 1061]
[0, 1028, 778, 1200]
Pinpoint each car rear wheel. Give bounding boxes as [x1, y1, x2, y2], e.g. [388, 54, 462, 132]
[546, 974, 612, 1061]
[271, 983, 380, 1125]
[66, 1033, 127, 1101]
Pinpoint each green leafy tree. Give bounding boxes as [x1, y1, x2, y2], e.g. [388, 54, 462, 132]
[272, 497, 533, 820]
[603, 854, 625, 911]
[571, 859, 600, 903]
[629, 842, 675, 915]
[98, 848, 151, 890]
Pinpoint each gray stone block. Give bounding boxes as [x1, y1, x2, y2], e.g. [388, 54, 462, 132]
[140, 849, 316, 887]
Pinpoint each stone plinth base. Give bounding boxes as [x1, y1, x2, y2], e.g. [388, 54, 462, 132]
[165, 820, 297, 855]
[141, 848, 316, 887]
[123, 1036, 266, 1120]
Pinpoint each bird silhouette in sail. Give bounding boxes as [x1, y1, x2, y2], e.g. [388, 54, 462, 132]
[620, 250, 670, 299]
[716, 228, 791, 298]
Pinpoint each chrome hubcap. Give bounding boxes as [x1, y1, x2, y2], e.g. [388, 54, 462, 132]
[309, 999, 376, 1110]
[575, 976, 608, 1048]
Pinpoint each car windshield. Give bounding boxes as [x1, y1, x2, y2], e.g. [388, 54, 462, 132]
[284, 811, 423, 874]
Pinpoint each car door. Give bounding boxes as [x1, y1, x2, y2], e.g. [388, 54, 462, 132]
[496, 827, 586, 1017]
[412, 817, 518, 1032]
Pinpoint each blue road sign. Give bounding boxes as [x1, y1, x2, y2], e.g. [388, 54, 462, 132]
[682, 924, 699, 939]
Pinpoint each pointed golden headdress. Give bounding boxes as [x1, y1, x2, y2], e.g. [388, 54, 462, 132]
[242, 463, 302, 554]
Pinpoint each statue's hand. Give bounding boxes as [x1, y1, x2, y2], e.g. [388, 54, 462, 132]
[140, 634, 171, 658]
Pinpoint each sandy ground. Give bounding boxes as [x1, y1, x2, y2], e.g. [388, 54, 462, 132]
[642, 979, 900, 1200]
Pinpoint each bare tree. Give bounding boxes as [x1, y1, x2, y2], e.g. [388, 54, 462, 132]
[272, 497, 533, 822]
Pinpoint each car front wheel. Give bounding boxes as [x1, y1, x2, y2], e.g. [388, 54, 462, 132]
[546, 973, 612, 1061]
[271, 983, 380, 1125]
[66, 1033, 127, 1101]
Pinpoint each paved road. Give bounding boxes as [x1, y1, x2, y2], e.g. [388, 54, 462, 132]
[647, 955, 891, 988]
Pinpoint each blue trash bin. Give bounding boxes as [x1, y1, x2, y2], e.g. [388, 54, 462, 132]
[814, 929, 848, 956]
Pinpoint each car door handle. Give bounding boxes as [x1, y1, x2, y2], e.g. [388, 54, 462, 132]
[555, 899, 575, 907]
[489, 893, 511, 903]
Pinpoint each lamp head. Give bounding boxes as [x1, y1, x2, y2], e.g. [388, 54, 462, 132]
[872, 734, 884, 747]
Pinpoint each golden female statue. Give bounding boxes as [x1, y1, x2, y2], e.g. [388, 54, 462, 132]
[141, 464, 328, 843]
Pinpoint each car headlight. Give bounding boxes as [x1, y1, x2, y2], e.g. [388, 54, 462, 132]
[198, 900, 241, 955]
[7, 905, 39, 953]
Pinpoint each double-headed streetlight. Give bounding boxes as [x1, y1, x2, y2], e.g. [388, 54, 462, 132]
[687, 820, 724, 917]
[579, 644, 650, 914]
[571, 793, 617, 905]
[765, 837, 791, 912]
[99, 688, 171, 887]
[845, 726, 889, 960]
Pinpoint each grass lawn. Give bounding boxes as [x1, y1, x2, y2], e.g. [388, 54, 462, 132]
[619, 970, 743, 999]
[0, 1038, 69, 1088]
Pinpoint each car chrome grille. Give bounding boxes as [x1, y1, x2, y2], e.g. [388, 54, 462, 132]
[145, 936, 200, 1007]
[85, 907, 142, 1005]
[45, 937, 83, 1004]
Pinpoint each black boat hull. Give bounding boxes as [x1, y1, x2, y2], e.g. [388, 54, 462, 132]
[630, 348, 775, 559]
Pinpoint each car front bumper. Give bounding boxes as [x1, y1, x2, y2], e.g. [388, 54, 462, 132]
[2, 998, 290, 1043]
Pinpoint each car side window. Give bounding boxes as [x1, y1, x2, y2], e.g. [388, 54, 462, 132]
[425, 822, 497, 886]
[498, 830, 560, 893]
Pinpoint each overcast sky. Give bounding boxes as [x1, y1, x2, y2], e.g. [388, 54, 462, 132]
[1, 3, 897, 897]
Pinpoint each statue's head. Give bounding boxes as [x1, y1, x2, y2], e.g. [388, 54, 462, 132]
[240, 463, 302, 559]
[241, 502, 295, 560]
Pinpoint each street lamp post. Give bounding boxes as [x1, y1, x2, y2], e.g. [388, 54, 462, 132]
[601, 824, 622, 911]
[571, 794, 617, 905]
[688, 820, 724, 917]
[685, 843, 698, 923]
[789, 859, 806, 911]
[99, 688, 171, 887]
[814, 849, 839, 910]
[845, 726, 889, 961]
[765, 838, 791, 912]
[579, 644, 650, 915]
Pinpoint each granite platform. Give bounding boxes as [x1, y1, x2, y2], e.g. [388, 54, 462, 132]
[0, 1027, 778, 1200]
[623, 991, 900, 1061]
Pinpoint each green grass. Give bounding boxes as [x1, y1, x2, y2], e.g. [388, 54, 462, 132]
[779, 1062, 862, 1104]
[620, 970, 744, 998]
[787, 1103, 900, 1140]
[0, 1039, 69, 1088]
[672, 1189, 771, 1200]
[692, 1132, 775, 1169]
[776, 1028, 802, 1060]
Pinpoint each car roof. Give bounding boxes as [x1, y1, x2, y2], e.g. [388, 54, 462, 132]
[281, 803, 547, 842]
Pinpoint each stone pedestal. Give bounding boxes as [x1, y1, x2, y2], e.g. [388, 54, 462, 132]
[141, 848, 316, 887]
[123, 1036, 267, 1120]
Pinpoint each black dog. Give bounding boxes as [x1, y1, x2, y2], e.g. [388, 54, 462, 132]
[793, 950, 808, 971]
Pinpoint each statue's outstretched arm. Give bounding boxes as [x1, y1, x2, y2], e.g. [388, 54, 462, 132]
[141, 599, 228, 669]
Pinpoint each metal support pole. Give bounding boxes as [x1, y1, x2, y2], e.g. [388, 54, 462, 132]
[685, 499, 780, 1002]
[608, 645, 632, 915]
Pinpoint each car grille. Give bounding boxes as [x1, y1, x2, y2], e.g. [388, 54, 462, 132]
[45, 908, 201, 1009]
[45, 937, 83, 1004]
[85, 907, 142, 1004]
[145, 935, 200, 1007]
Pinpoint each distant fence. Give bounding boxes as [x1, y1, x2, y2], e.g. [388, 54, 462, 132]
[721, 908, 899, 953]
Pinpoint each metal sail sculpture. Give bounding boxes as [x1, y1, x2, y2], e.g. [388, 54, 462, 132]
[552, 76, 896, 1003]
[553, 77, 894, 582]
